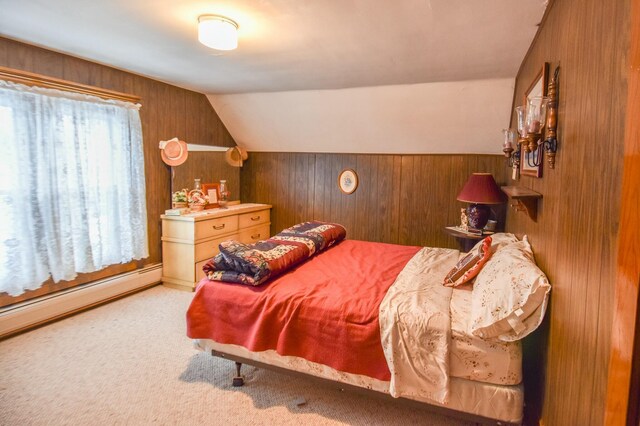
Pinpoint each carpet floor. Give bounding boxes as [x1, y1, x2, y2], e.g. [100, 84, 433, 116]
[0, 285, 472, 426]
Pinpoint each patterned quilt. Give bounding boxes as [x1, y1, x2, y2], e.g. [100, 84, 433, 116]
[203, 221, 346, 286]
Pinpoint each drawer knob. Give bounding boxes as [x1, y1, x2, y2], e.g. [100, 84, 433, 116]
[213, 224, 226, 230]
[250, 216, 261, 221]
[251, 233, 261, 239]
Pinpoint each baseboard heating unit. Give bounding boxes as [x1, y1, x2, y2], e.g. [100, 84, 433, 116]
[0, 263, 162, 338]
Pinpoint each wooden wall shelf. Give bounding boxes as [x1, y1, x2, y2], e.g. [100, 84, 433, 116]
[501, 186, 543, 221]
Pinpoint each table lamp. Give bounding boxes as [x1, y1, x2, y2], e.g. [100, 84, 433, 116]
[457, 173, 507, 230]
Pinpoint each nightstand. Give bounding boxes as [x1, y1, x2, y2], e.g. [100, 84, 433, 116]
[444, 226, 486, 252]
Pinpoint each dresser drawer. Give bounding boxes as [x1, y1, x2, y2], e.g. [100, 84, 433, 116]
[237, 224, 271, 244]
[195, 215, 238, 241]
[194, 234, 238, 262]
[238, 209, 270, 229]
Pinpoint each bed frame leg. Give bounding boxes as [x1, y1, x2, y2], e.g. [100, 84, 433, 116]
[232, 362, 244, 387]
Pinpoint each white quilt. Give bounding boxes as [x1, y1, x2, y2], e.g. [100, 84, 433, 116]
[379, 247, 460, 404]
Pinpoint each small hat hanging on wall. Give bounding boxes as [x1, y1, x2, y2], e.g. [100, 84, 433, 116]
[159, 137, 188, 166]
[225, 146, 248, 167]
[338, 169, 359, 194]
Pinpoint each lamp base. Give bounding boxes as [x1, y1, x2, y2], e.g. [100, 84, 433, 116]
[467, 204, 490, 230]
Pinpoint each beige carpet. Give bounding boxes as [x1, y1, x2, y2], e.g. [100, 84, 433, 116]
[0, 285, 472, 426]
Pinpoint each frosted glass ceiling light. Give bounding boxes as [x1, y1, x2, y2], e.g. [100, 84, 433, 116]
[198, 15, 238, 50]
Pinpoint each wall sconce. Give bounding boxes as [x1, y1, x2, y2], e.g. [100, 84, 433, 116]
[502, 127, 519, 169]
[504, 66, 560, 169]
[198, 15, 239, 50]
[522, 95, 549, 154]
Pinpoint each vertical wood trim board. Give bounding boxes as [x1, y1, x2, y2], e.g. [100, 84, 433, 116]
[0, 37, 236, 307]
[605, 0, 640, 422]
[240, 153, 507, 249]
[506, 0, 629, 424]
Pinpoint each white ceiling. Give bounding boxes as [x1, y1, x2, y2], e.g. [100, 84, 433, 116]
[208, 78, 515, 154]
[0, 0, 546, 94]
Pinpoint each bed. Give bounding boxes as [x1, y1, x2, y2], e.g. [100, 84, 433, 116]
[186, 224, 550, 425]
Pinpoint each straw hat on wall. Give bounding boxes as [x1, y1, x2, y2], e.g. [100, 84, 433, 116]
[225, 146, 248, 167]
[159, 138, 188, 166]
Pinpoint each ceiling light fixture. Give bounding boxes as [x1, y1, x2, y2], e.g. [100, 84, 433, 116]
[198, 15, 238, 51]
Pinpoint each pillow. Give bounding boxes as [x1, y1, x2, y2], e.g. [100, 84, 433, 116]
[469, 232, 519, 255]
[470, 236, 551, 342]
[443, 236, 492, 287]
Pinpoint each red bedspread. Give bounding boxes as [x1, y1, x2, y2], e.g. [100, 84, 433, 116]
[186, 239, 421, 381]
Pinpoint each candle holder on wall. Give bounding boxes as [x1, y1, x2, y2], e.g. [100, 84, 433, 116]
[522, 95, 549, 155]
[502, 128, 519, 168]
[503, 65, 560, 174]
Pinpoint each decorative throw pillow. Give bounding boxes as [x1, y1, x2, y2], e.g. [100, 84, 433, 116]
[470, 237, 551, 342]
[443, 236, 492, 287]
[469, 232, 519, 255]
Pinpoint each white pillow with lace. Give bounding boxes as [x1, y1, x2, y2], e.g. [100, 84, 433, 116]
[470, 236, 551, 342]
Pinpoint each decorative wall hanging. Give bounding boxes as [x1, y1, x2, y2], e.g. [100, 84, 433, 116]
[503, 64, 561, 177]
[225, 146, 248, 167]
[338, 169, 359, 194]
[159, 137, 188, 167]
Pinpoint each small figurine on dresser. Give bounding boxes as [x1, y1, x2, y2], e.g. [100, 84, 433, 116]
[188, 179, 206, 211]
[218, 180, 230, 208]
[171, 189, 188, 209]
[460, 208, 469, 231]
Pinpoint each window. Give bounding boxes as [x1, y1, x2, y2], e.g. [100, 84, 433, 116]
[0, 80, 148, 296]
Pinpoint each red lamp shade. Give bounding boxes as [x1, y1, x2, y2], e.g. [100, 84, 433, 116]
[457, 173, 506, 230]
[457, 173, 507, 205]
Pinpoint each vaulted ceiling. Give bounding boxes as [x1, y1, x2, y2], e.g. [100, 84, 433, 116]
[0, 0, 547, 153]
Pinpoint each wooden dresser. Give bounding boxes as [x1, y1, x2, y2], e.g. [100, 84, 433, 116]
[161, 203, 272, 291]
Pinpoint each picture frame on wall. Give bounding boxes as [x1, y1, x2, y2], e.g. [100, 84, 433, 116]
[338, 169, 359, 194]
[521, 62, 549, 178]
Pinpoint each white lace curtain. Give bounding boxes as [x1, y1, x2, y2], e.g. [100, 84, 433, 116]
[0, 80, 148, 296]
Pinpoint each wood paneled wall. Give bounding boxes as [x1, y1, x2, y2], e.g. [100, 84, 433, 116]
[173, 152, 240, 202]
[0, 37, 235, 306]
[240, 153, 507, 248]
[605, 0, 640, 422]
[505, 0, 629, 424]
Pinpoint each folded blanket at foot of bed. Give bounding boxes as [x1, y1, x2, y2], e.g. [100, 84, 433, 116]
[203, 221, 346, 286]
